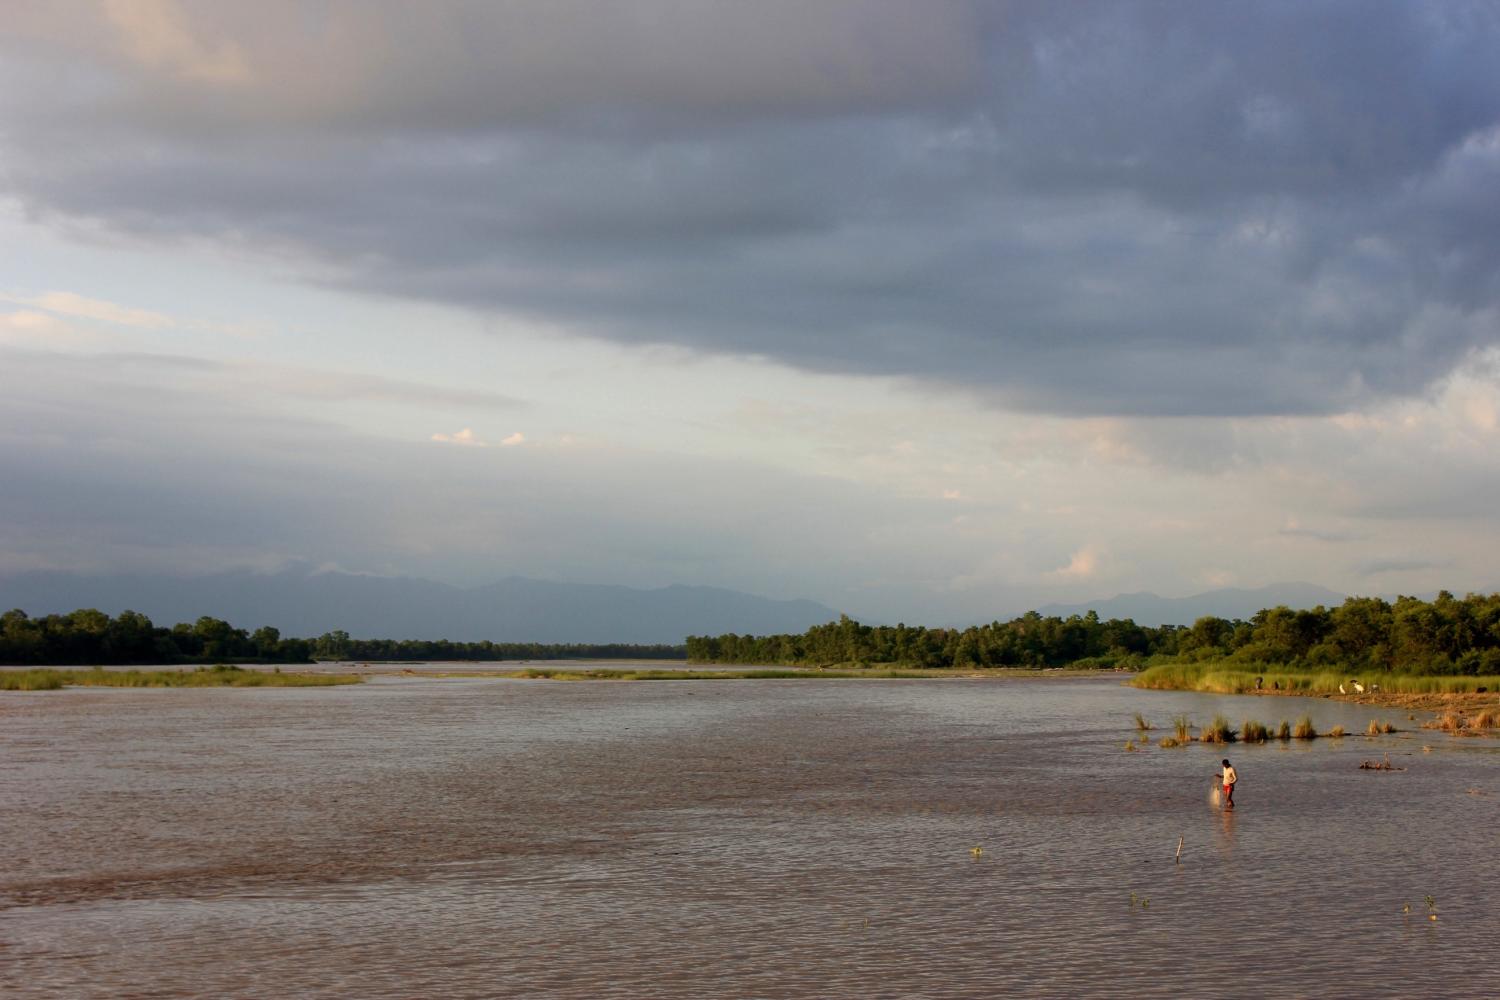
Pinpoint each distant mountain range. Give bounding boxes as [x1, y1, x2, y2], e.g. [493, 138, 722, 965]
[0, 568, 843, 645]
[1032, 583, 1349, 627]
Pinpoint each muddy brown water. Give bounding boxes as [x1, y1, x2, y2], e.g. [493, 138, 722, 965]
[2, 674, 1497, 998]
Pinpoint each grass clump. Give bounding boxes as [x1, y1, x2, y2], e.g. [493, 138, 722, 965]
[1471, 709, 1498, 729]
[1327, 724, 1346, 738]
[1158, 736, 1181, 748]
[1133, 712, 1153, 731]
[1241, 719, 1269, 743]
[1172, 714, 1193, 743]
[1367, 719, 1382, 736]
[1199, 714, 1237, 744]
[1276, 720, 1292, 741]
[1293, 714, 1317, 740]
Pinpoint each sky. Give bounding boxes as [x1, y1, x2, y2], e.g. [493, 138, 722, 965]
[2, 0, 1499, 624]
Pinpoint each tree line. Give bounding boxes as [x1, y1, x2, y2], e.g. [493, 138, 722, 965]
[687, 591, 1500, 675]
[7, 591, 1497, 673]
[0, 609, 686, 665]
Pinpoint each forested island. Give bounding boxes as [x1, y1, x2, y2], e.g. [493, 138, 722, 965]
[0, 608, 686, 665]
[688, 592, 1500, 676]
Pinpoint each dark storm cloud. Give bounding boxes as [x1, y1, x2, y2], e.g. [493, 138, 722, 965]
[1277, 525, 1361, 544]
[4, 1, 1499, 415]
[1356, 558, 1449, 577]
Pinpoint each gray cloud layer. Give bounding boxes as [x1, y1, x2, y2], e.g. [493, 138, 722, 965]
[4, 1, 1499, 415]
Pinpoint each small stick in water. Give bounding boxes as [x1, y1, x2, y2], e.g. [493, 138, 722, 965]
[1176, 836, 1184, 864]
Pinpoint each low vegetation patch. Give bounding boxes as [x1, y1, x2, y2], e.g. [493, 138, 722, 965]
[1294, 714, 1317, 740]
[1133, 712, 1153, 731]
[1276, 720, 1292, 740]
[1327, 724, 1347, 738]
[1241, 719, 1269, 743]
[1157, 736, 1181, 748]
[496, 667, 932, 681]
[1131, 662, 1500, 698]
[1429, 710, 1466, 732]
[0, 665, 362, 690]
[1423, 707, 1498, 735]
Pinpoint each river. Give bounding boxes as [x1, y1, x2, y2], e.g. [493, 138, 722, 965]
[2, 673, 1496, 998]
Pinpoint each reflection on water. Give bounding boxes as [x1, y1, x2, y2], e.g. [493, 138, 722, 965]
[2, 675, 1497, 998]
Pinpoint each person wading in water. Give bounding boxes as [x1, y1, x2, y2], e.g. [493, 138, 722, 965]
[1220, 758, 1238, 808]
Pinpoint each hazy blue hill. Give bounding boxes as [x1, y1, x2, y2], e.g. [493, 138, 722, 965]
[0, 568, 842, 645]
[1032, 582, 1349, 627]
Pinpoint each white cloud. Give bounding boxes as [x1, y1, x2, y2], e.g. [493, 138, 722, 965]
[2, 291, 174, 329]
[0, 308, 109, 348]
[431, 427, 485, 447]
[1200, 568, 1237, 588]
[102, 0, 250, 85]
[1, 310, 64, 334]
[499, 431, 525, 447]
[1048, 545, 1101, 581]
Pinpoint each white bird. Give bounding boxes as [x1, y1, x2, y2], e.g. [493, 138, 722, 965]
[1370, 682, 1380, 693]
[1338, 682, 1347, 694]
[1353, 681, 1366, 694]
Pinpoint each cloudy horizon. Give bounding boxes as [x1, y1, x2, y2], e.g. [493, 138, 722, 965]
[3, 1, 1499, 624]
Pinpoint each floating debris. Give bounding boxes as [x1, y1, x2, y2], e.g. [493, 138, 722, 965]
[1358, 755, 1404, 771]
